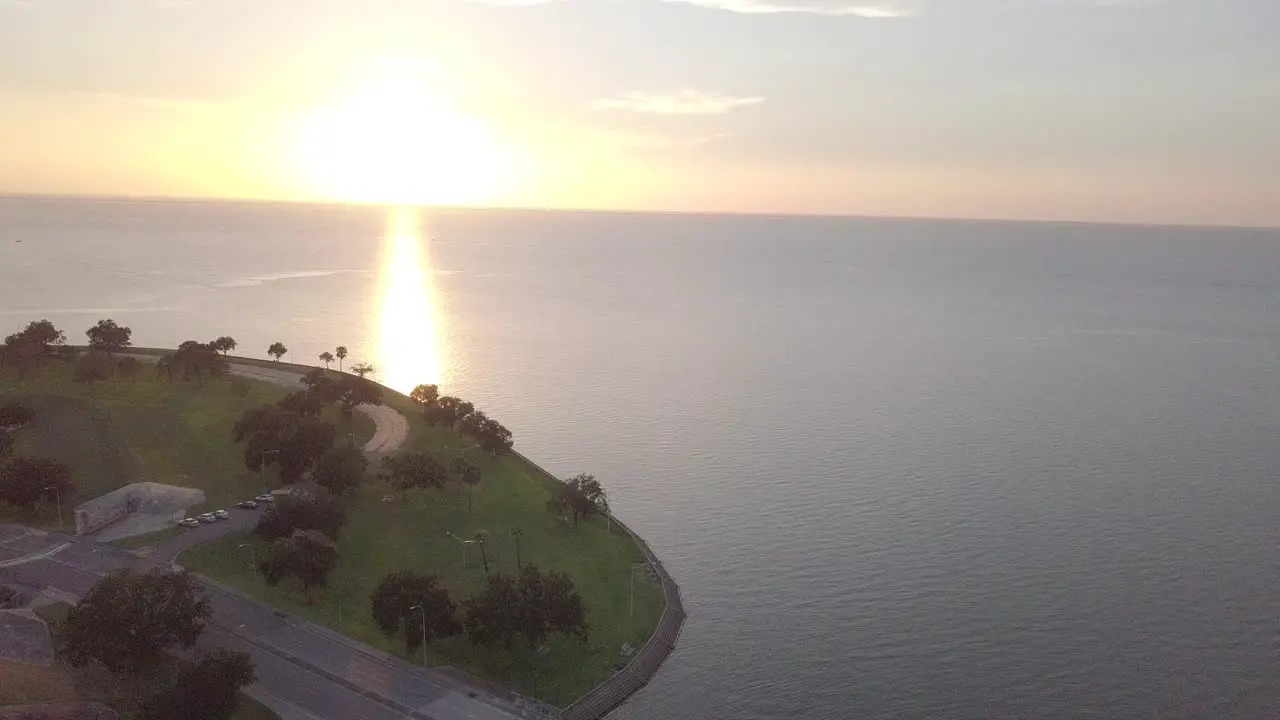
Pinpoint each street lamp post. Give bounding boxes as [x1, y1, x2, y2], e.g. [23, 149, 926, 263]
[260, 448, 281, 481]
[410, 603, 428, 663]
[238, 543, 256, 570]
[444, 531, 474, 570]
[629, 562, 650, 619]
[44, 486, 62, 527]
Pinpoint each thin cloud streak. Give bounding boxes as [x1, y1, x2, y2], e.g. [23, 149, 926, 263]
[593, 90, 764, 115]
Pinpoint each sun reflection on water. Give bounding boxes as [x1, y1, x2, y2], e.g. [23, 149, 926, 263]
[376, 206, 445, 393]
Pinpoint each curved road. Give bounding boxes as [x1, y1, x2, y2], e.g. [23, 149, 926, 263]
[0, 364, 531, 720]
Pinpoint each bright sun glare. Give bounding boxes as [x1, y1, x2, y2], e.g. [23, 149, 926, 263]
[377, 206, 445, 392]
[300, 64, 507, 206]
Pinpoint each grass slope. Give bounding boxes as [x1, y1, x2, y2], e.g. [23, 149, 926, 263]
[0, 362, 373, 531]
[184, 382, 666, 706]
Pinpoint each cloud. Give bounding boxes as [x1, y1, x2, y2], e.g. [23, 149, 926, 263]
[660, 0, 915, 16]
[593, 90, 764, 115]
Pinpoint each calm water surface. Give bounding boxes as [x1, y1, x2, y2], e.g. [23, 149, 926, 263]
[2, 198, 1279, 719]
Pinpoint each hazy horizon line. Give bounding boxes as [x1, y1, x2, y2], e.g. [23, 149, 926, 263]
[2, 191, 1276, 233]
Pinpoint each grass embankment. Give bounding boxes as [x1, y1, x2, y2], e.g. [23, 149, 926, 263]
[0, 362, 374, 533]
[0, 602, 278, 719]
[184, 374, 666, 706]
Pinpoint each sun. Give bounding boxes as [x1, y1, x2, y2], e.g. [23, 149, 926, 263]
[298, 65, 508, 206]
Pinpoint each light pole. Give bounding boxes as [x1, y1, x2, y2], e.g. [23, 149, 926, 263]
[238, 543, 256, 570]
[44, 486, 62, 527]
[444, 531, 474, 570]
[259, 448, 281, 481]
[410, 603, 428, 663]
[629, 562, 650, 619]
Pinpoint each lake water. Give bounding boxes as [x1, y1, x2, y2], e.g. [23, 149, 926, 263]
[2, 197, 1279, 719]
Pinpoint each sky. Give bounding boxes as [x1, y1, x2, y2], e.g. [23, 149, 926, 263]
[0, 0, 1277, 226]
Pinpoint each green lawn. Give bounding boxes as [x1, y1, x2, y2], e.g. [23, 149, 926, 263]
[0, 361, 374, 532]
[184, 408, 666, 707]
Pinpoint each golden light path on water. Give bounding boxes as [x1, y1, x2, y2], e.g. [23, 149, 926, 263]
[375, 206, 445, 393]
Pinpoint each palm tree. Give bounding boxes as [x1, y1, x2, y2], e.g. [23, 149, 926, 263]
[509, 527, 524, 571]
[352, 363, 374, 379]
[335, 346, 348, 373]
[319, 351, 334, 370]
[473, 530, 490, 574]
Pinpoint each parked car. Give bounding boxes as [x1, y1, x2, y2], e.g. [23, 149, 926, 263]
[178, 518, 200, 528]
[214, 509, 230, 520]
[237, 500, 258, 510]
[254, 494, 275, 504]
[197, 513, 216, 523]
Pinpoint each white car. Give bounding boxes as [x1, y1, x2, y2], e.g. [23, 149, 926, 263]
[254, 494, 275, 504]
[178, 518, 200, 528]
[214, 509, 230, 520]
[197, 513, 216, 523]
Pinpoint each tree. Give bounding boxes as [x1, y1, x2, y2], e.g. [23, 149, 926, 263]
[335, 374, 383, 415]
[509, 527, 524, 571]
[233, 405, 336, 484]
[72, 351, 113, 394]
[369, 571, 461, 653]
[318, 351, 334, 369]
[0, 456, 72, 511]
[258, 530, 338, 605]
[334, 346, 348, 372]
[155, 354, 176, 382]
[473, 530, 491, 574]
[116, 355, 141, 384]
[435, 397, 467, 427]
[380, 452, 446, 499]
[253, 494, 347, 541]
[548, 473, 608, 526]
[267, 342, 288, 363]
[0, 401, 31, 429]
[3, 319, 64, 377]
[85, 318, 132, 356]
[312, 444, 368, 496]
[409, 384, 439, 406]
[463, 566, 589, 649]
[456, 409, 487, 438]
[475, 418, 514, 456]
[172, 341, 228, 383]
[300, 368, 340, 404]
[450, 457, 482, 513]
[351, 362, 374, 379]
[62, 570, 210, 677]
[277, 390, 324, 417]
[212, 336, 237, 357]
[140, 649, 256, 720]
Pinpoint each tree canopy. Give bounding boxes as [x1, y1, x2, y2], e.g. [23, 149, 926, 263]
[258, 529, 339, 604]
[350, 362, 374, 379]
[212, 336, 237, 356]
[253, 494, 347, 541]
[62, 569, 210, 676]
[312, 444, 368, 496]
[318, 351, 335, 368]
[548, 473, 608, 526]
[0, 456, 72, 511]
[267, 342, 288, 362]
[464, 566, 589, 649]
[0, 401, 31, 429]
[170, 340, 229, 382]
[233, 405, 335, 484]
[85, 318, 132, 355]
[2, 319, 65, 376]
[369, 571, 461, 652]
[408, 383, 439, 406]
[380, 452, 446, 498]
[140, 648, 256, 720]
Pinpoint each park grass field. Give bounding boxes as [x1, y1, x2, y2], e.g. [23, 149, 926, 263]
[183, 386, 667, 707]
[0, 361, 374, 532]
